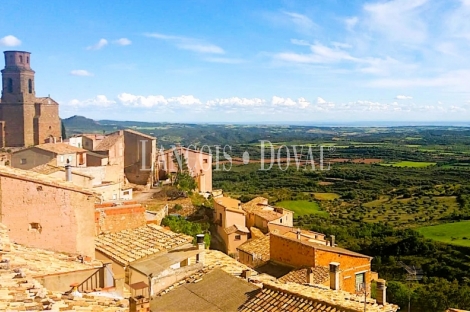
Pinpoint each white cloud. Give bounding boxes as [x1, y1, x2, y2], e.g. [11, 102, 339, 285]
[0, 35, 21, 47]
[207, 97, 266, 107]
[146, 32, 224, 54]
[395, 95, 413, 100]
[68, 95, 115, 107]
[87, 39, 108, 50]
[272, 96, 310, 109]
[117, 93, 202, 108]
[363, 0, 429, 43]
[70, 70, 93, 77]
[204, 57, 245, 64]
[283, 11, 317, 33]
[345, 17, 358, 31]
[114, 38, 132, 46]
[317, 97, 327, 104]
[176, 43, 224, 54]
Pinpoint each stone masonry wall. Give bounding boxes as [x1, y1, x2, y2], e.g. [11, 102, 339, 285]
[0, 176, 95, 257]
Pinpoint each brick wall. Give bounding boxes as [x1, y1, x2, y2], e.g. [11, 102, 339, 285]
[270, 233, 372, 294]
[270, 233, 316, 268]
[95, 204, 146, 234]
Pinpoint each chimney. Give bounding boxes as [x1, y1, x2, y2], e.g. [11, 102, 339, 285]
[306, 267, 314, 284]
[241, 269, 251, 280]
[376, 279, 387, 305]
[195, 234, 205, 265]
[329, 262, 340, 290]
[65, 161, 72, 182]
[296, 228, 301, 240]
[330, 235, 335, 247]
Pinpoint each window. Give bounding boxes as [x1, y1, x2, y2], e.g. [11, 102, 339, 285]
[28, 79, 32, 93]
[280, 218, 283, 224]
[19, 55, 23, 63]
[26, 56, 29, 64]
[7, 78, 13, 93]
[355, 272, 366, 292]
[29, 222, 42, 233]
[60, 155, 64, 163]
[123, 191, 130, 195]
[235, 235, 241, 240]
[203, 159, 208, 164]
[112, 194, 117, 200]
[20, 158, 27, 165]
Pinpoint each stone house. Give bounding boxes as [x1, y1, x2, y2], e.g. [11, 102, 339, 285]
[11, 142, 87, 170]
[0, 166, 96, 258]
[213, 196, 250, 255]
[242, 197, 294, 233]
[157, 145, 212, 193]
[270, 232, 373, 295]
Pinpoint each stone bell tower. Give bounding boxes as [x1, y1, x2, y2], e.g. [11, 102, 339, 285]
[0, 51, 61, 147]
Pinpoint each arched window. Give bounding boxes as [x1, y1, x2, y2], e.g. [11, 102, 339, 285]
[26, 56, 29, 64]
[28, 79, 32, 93]
[7, 78, 13, 93]
[19, 55, 23, 63]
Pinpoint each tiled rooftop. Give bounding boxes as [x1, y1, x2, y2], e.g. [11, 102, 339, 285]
[34, 143, 87, 154]
[253, 209, 283, 221]
[204, 250, 257, 277]
[224, 224, 250, 235]
[0, 166, 94, 195]
[0, 223, 128, 311]
[215, 196, 242, 210]
[278, 266, 329, 285]
[239, 281, 400, 312]
[241, 197, 269, 213]
[237, 235, 270, 263]
[31, 162, 94, 179]
[94, 132, 122, 152]
[95, 224, 193, 266]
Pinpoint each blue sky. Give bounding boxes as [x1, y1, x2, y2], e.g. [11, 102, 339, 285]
[1, 0, 470, 123]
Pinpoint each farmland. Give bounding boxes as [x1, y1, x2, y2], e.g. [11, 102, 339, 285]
[276, 200, 328, 217]
[417, 221, 470, 247]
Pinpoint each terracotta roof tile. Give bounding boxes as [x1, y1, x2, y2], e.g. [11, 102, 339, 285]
[225, 224, 250, 235]
[239, 281, 400, 312]
[278, 267, 329, 285]
[123, 129, 156, 140]
[0, 223, 129, 311]
[32, 142, 86, 154]
[0, 166, 94, 195]
[242, 197, 269, 213]
[94, 132, 122, 152]
[237, 235, 270, 264]
[95, 224, 193, 266]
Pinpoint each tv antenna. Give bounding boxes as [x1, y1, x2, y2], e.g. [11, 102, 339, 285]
[398, 261, 423, 312]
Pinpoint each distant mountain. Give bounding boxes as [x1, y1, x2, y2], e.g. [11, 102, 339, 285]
[62, 115, 100, 128]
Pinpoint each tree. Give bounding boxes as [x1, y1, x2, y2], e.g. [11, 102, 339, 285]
[61, 120, 67, 139]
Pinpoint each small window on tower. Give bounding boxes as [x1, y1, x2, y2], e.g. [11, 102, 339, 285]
[7, 78, 13, 93]
[26, 56, 29, 64]
[19, 55, 23, 63]
[28, 79, 32, 94]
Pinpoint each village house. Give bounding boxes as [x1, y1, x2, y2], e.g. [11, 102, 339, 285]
[11, 142, 87, 170]
[94, 224, 194, 285]
[69, 129, 157, 188]
[242, 196, 294, 233]
[213, 196, 250, 255]
[270, 232, 374, 295]
[31, 161, 94, 188]
[0, 166, 96, 258]
[156, 145, 212, 193]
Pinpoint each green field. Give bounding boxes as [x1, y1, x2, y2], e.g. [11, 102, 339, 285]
[276, 200, 328, 217]
[380, 161, 436, 167]
[417, 221, 470, 247]
[313, 192, 340, 201]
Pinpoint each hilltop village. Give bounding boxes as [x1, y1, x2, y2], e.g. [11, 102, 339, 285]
[0, 50, 406, 312]
[5, 49, 469, 312]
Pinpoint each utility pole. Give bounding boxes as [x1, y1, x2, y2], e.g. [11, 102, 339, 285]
[399, 261, 423, 312]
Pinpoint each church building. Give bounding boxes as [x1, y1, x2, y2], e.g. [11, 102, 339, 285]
[0, 51, 61, 147]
